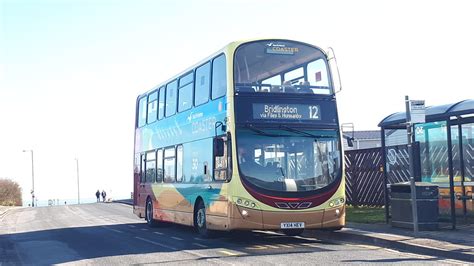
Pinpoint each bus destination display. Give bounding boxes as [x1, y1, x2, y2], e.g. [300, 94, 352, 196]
[253, 103, 320, 120]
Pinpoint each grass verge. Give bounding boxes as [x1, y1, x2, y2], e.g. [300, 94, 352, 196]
[346, 205, 386, 224]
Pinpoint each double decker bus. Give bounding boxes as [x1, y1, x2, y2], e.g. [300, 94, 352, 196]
[133, 39, 345, 236]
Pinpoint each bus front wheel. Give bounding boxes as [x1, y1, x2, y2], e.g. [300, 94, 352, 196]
[194, 200, 211, 237]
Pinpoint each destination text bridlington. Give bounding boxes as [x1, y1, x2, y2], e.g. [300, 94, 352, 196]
[262, 104, 302, 119]
[264, 104, 298, 114]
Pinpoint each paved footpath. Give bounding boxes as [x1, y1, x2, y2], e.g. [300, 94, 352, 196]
[0, 206, 16, 221]
[307, 222, 474, 262]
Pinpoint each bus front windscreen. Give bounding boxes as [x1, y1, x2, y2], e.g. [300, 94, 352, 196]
[236, 128, 341, 192]
[234, 40, 332, 95]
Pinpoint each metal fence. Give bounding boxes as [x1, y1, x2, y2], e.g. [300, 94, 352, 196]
[345, 145, 411, 207]
[345, 147, 385, 207]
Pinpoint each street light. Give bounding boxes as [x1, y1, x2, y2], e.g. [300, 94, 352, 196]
[22, 149, 35, 207]
[75, 158, 80, 204]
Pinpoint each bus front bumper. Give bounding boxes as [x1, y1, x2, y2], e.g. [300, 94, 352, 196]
[227, 203, 345, 231]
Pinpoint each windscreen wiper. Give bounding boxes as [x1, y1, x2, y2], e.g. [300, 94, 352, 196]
[279, 125, 334, 139]
[279, 125, 318, 138]
[244, 125, 281, 137]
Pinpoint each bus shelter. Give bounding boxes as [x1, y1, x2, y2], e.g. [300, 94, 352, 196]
[379, 99, 474, 229]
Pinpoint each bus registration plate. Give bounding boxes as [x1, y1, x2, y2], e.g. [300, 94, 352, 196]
[280, 222, 305, 229]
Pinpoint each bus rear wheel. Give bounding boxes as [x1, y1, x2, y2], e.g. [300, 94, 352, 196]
[282, 228, 304, 236]
[145, 198, 159, 227]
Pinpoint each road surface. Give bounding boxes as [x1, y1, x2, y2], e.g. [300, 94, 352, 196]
[0, 203, 463, 265]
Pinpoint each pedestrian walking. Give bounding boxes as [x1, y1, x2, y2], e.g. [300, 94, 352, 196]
[95, 190, 100, 202]
[101, 190, 107, 202]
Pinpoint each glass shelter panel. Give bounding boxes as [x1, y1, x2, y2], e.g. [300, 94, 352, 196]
[461, 123, 474, 219]
[415, 122, 449, 184]
[414, 121, 453, 217]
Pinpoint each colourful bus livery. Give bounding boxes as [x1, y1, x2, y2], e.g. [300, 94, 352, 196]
[133, 39, 345, 236]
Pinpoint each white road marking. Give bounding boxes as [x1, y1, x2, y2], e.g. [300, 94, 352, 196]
[192, 243, 208, 248]
[301, 243, 320, 248]
[100, 226, 123, 233]
[246, 245, 267, 250]
[141, 228, 149, 231]
[264, 244, 279, 249]
[153, 232, 163, 235]
[128, 225, 136, 228]
[135, 237, 177, 251]
[171, 236, 183, 241]
[219, 250, 239, 256]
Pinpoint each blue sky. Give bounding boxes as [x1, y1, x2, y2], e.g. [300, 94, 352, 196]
[1, 0, 473, 205]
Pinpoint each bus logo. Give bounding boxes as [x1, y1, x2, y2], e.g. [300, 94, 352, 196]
[275, 202, 312, 209]
[265, 42, 299, 55]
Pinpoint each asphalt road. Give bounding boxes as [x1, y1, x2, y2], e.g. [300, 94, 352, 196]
[0, 203, 464, 265]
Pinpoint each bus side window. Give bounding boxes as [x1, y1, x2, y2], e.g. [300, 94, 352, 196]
[156, 149, 163, 182]
[176, 145, 183, 182]
[213, 136, 228, 181]
[147, 90, 158, 124]
[145, 150, 156, 183]
[140, 153, 146, 183]
[194, 62, 210, 106]
[178, 72, 193, 112]
[164, 147, 176, 183]
[211, 54, 227, 99]
[137, 96, 147, 127]
[165, 80, 178, 117]
[158, 87, 165, 120]
[134, 154, 140, 175]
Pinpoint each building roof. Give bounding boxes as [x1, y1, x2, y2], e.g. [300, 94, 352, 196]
[378, 99, 474, 129]
[343, 130, 381, 140]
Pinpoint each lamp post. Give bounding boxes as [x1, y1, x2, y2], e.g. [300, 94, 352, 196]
[22, 149, 35, 207]
[75, 158, 80, 204]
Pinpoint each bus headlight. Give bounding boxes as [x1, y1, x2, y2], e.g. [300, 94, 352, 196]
[234, 197, 259, 210]
[328, 197, 345, 208]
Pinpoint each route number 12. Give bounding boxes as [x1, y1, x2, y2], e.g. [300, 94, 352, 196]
[308, 105, 320, 119]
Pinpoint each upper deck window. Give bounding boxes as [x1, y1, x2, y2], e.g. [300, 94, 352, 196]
[137, 96, 147, 127]
[158, 87, 165, 120]
[212, 54, 227, 99]
[194, 62, 211, 106]
[165, 80, 178, 117]
[147, 90, 158, 124]
[178, 72, 193, 112]
[234, 40, 332, 95]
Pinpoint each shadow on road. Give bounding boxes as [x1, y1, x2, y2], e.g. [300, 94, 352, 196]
[0, 220, 338, 264]
[0, 220, 449, 265]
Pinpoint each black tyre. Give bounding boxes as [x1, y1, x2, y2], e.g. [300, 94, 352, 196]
[145, 198, 159, 227]
[194, 200, 211, 237]
[282, 228, 304, 236]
